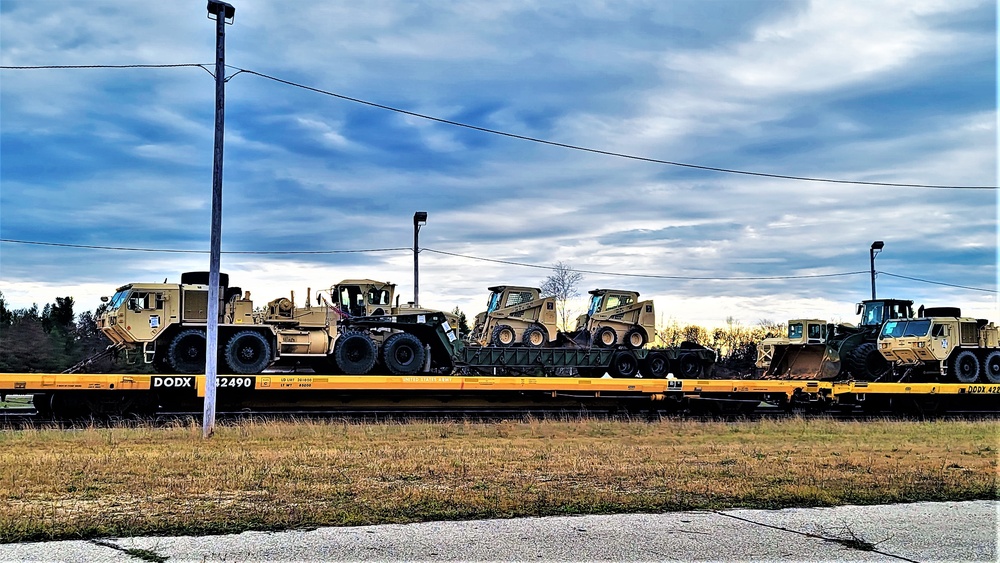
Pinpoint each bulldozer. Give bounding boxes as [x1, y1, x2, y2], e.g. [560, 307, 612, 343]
[757, 298, 914, 380]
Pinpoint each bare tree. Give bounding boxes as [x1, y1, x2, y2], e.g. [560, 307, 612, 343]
[540, 261, 583, 331]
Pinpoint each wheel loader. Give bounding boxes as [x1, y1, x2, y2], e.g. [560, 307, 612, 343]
[756, 298, 914, 380]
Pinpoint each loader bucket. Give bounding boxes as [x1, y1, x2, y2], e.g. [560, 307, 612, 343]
[766, 344, 841, 380]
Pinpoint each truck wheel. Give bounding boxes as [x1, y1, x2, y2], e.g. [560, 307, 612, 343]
[521, 326, 547, 347]
[224, 330, 272, 374]
[678, 354, 702, 378]
[490, 324, 516, 347]
[846, 342, 890, 381]
[624, 328, 647, 349]
[983, 351, 1000, 384]
[593, 326, 617, 348]
[381, 332, 426, 375]
[951, 350, 980, 383]
[168, 329, 207, 374]
[609, 351, 639, 378]
[640, 351, 669, 378]
[334, 332, 378, 375]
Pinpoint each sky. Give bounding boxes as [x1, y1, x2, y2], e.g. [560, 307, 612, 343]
[1, 0, 997, 330]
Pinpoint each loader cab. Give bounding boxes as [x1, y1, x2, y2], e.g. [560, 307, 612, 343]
[785, 320, 828, 344]
[856, 299, 914, 328]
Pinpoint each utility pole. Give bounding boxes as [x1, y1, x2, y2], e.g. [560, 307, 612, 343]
[204, 0, 235, 438]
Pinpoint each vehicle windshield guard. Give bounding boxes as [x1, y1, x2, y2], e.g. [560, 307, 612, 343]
[880, 319, 931, 339]
[587, 294, 603, 316]
[485, 291, 501, 314]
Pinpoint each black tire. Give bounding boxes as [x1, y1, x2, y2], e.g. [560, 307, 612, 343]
[609, 351, 639, 378]
[624, 327, 647, 349]
[522, 325, 547, 347]
[678, 354, 702, 378]
[593, 326, 617, 348]
[951, 350, 980, 383]
[168, 329, 207, 374]
[381, 332, 426, 375]
[334, 332, 378, 375]
[490, 324, 516, 347]
[983, 350, 1000, 384]
[845, 342, 890, 381]
[640, 351, 670, 379]
[224, 330, 272, 374]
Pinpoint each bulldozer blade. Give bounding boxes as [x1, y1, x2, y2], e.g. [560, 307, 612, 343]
[766, 344, 842, 380]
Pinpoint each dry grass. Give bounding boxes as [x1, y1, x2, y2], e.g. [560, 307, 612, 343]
[0, 417, 996, 542]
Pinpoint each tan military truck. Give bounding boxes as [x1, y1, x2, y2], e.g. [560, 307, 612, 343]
[98, 273, 453, 376]
[574, 289, 655, 349]
[468, 286, 558, 347]
[878, 309, 1000, 383]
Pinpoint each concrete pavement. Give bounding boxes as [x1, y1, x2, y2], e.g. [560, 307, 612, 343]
[1, 500, 996, 562]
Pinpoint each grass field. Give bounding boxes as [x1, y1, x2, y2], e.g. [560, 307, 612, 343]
[0, 417, 996, 543]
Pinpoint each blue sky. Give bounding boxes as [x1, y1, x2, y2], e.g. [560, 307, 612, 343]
[1, 0, 997, 328]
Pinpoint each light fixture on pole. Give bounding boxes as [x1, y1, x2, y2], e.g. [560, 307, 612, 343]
[203, 0, 235, 439]
[869, 240, 884, 300]
[413, 211, 428, 307]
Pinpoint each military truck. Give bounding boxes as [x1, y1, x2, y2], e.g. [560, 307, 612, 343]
[97, 272, 452, 376]
[756, 299, 914, 380]
[878, 309, 1000, 383]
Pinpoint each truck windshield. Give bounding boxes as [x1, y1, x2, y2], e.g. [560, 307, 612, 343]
[107, 289, 131, 311]
[880, 319, 931, 338]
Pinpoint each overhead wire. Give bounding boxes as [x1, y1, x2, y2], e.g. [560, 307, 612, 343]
[3, 238, 994, 292]
[1, 63, 995, 190]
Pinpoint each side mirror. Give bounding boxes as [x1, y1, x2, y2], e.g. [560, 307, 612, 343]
[855, 303, 863, 315]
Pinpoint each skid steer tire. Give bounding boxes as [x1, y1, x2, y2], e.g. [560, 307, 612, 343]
[624, 328, 647, 349]
[521, 325, 547, 347]
[593, 326, 618, 348]
[491, 324, 517, 347]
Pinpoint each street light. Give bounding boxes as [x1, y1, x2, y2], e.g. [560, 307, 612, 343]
[413, 212, 428, 307]
[870, 240, 884, 300]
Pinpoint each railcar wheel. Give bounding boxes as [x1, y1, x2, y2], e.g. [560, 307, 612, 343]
[168, 329, 207, 374]
[951, 350, 980, 383]
[983, 351, 1000, 384]
[224, 330, 272, 374]
[334, 332, 378, 375]
[624, 328, 647, 349]
[522, 325, 547, 347]
[381, 332, 426, 375]
[491, 324, 516, 347]
[640, 351, 670, 379]
[845, 342, 890, 381]
[678, 354, 702, 378]
[609, 351, 639, 378]
[593, 326, 617, 348]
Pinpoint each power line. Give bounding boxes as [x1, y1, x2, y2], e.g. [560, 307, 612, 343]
[879, 271, 997, 294]
[2, 63, 995, 190]
[0, 239, 408, 255]
[3, 238, 994, 292]
[422, 248, 870, 281]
